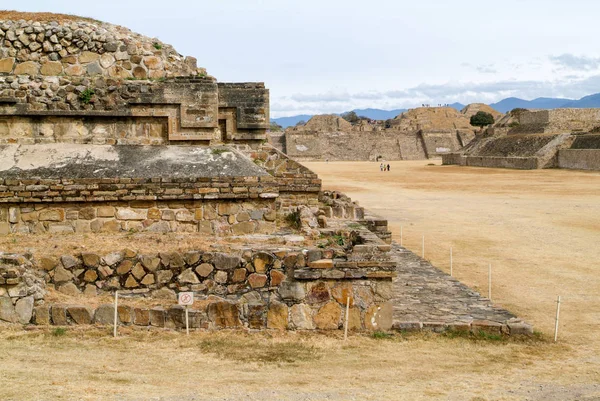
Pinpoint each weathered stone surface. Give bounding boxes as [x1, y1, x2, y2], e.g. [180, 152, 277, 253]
[39, 257, 58, 271]
[308, 259, 334, 269]
[95, 304, 116, 325]
[232, 268, 247, 283]
[0, 297, 16, 323]
[507, 321, 533, 336]
[141, 274, 155, 286]
[51, 304, 68, 325]
[152, 287, 176, 300]
[149, 307, 166, 327]
[347, 307, 362, 331]
[58, 283, 81, 296]
[118, 305, 134, 324]
[248, 273, 267, 288]
[124, 275, 139, 288]
[269, 270, 286, 287]
[131, 263, 146, 280]
[247, 303, 266, 329]
[365, 302, 393, 331]
[252, 252, 274, 273]
[61, 255, 80, 270]
[34, 305, 50, 325]
[102, 252, 123, 267]
[140, 256, 161, 272]
[196, 263, 214, 277]
[331, 283, 354, 306]
[314, 302, 341, 330]
[156, 270, 173, 284]
[0, 57, 15, 73]
[14, 61, 39, 76]
[117, 260, 134, 275]
[207, 301, 241, 328]
[67, 305, 94, 325]
[279, 282, 306, 301]
[291, 304, 314, 330]
[134, 308, 150, 326]
[83, 270, 98, 283]
[178, 268, 200, 284]
[306, 282, 331, 304]
[184, 252, 202, 266]
[213, 253, 241, 270]
[214, 270, 228, 284]
[82, 253, 101, 268]
[40, 61, 62, 76]
[267, 301, 288, 330]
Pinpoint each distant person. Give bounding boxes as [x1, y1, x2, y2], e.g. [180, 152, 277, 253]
[387, 164, 390, 172]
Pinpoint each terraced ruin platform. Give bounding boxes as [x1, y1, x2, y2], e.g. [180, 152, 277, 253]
[391, 244, 532, 335]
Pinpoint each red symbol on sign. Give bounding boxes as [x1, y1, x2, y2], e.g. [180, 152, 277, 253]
[180, 294, 192, 304]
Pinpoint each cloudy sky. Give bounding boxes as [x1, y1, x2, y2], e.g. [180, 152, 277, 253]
[14, 0, 600, 117]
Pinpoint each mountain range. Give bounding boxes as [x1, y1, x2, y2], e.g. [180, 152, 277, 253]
[272, 93, 600, 128]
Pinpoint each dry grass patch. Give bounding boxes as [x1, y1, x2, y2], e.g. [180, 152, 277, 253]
[0, 10, 102, 24]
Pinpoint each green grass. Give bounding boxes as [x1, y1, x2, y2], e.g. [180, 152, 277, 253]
[51, 327, 67, 337]
[371, 330, 394, 340]
[284, 210, 301, 230]
[211, 148, 229, 156]
[79, 88, 95, 104]
[153, 42, 162, 50]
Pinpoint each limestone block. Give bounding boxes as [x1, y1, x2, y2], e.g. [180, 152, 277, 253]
[39, 209, 65, 222]
[97, 206, 115, 217]
[145, 221, 170, 233]
[102, 252, 123, 267]
[214, 271, 228, 284]
[9, 207, 19, 224]
[59, 255, 78, 271]
[34, 305, 50, 325]
[82, 253, 101, 268]
[64, 64, 84, 76]
[248, 273, 267, 288]
[291, 304, 315, 330]
[279, 282, 306, 301]
[116, 260, 134, 275]
[140, 256, 161, 272]
[218, 203, 239, 216]
[67, 306, 94, 325]
[58, 283, 81, 296]
[0, 297, 16, 323]
[314, 302, 341, 330]
[213, 253, 241, 270]
[0, 57, 15, 73]
[267, 301, 288, 330]
[331, 283, 354, 306]
[124, 274, 139, 288]
[152, 288, 176, 300]
[149, 307, 166, 327]
[207, 301, 241, 329]
[99, 53, 115, 68]
[252, 252, 274, 273]
[175, 210, 194, 222]
[14, 61, 39, 76]
[184, 252, 202, 266]
[306, 282, 331, 304]
[308, 259, 334, 269]
[94, 304, 116, 325]
[143, 56, 163, 70]
[347, 307, 362, 330]
[0, 223, 9, 235]
[79, 51, 100, 63]
[232, 222, 256, 235]
[133, 308, 150, 326]
[118, 305, 134, 325]
[39, 257, 58, 271]
[247, 303, 266, 329]
[51, 305, 68, 325]
[79, 207, 96, 220]
[198, 221, 213, 234]
[364, 302, 393, 331]
[116, 208, 147, 221]
[40, 61, 62, 76]
[141, 274, 155, 286]
[53, 266, 74, 284]
[232, 268, 247, 283]
[156, 270, 174, 285]
[131, 263, 146, 280]
[196, 263, 214, 277]
[269, 270, 286, 287]
[83, 270, 98, 283]
[178, 268, 200, 284]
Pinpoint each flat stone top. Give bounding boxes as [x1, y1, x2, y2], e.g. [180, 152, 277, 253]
[0, 145, 270, 179]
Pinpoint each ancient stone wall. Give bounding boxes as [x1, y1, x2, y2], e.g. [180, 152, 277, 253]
[0, 199, 276, 235]
[519, 109, 600, 133]
[0, 18, 203, 80]
[558, 149, 600, 170]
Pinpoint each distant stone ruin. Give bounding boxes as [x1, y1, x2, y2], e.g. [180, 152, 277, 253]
[272, 104, 500, 161]
[443, 108, 600, 170]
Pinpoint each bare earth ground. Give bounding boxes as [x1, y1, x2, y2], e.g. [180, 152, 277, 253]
[1, 160, 600, 400]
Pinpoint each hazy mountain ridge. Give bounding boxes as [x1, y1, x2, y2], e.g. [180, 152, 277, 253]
[272, 93, 600, 127]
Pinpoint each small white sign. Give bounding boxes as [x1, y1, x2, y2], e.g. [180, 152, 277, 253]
[178, 292, 194, 306]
